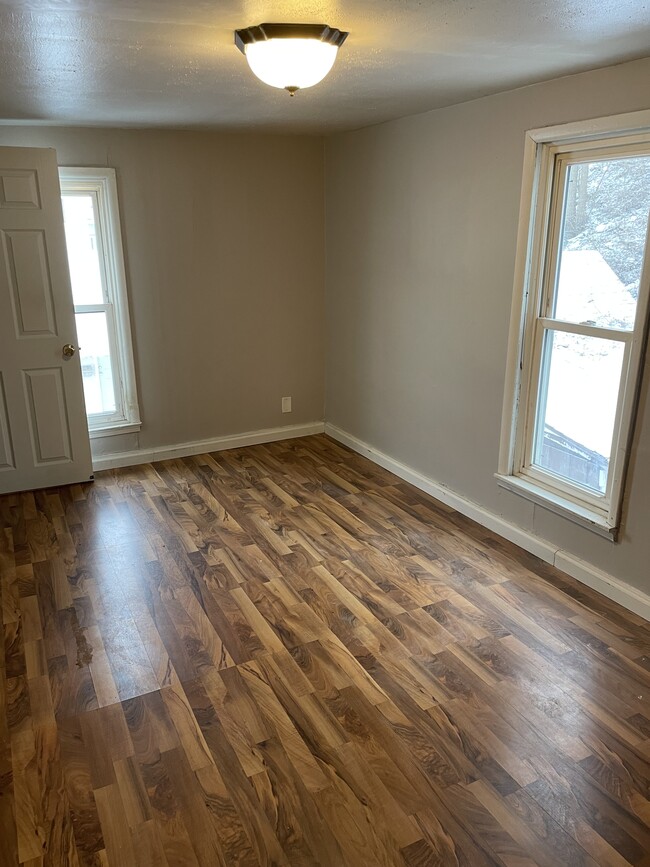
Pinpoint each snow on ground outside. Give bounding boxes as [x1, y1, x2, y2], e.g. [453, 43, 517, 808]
[542, 250, 635, 459]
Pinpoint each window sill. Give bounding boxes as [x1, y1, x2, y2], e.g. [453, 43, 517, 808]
[495, 473, 617, 540]
[88, 421, 141, 440]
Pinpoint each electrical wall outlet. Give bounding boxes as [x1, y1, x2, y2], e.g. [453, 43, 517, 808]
[282, 396, 292, 413]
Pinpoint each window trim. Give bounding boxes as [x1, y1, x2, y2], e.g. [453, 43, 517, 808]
[59, 167, 141, 437]
[498, 110, 650, 539]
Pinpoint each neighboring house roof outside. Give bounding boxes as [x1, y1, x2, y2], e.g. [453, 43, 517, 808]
[543, 424, 609, 469]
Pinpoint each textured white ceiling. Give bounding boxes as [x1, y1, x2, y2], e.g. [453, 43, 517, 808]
[0, 0, 649, 133]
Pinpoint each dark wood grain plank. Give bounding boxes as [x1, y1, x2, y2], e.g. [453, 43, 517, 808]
[0, 434, 648, 866]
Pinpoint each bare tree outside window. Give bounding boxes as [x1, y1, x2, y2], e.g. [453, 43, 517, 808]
[563, 156, 650, 303]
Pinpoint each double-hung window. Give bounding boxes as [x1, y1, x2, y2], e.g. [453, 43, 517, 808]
[499, 113, 650, 537]
[59, 168, 141, 437]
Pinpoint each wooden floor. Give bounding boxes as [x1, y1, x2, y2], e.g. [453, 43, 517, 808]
[1, 435, 650, 866]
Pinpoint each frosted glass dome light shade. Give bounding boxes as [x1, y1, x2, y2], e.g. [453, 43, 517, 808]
[246, 40, 338, 90]
[235, 24, 348, 94]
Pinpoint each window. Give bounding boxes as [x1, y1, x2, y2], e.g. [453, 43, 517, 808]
[59, 168, 140, 437]
[498, 113, 650, 537]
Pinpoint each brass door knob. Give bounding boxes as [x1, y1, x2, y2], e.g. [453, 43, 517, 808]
[62, 344, 76, 358]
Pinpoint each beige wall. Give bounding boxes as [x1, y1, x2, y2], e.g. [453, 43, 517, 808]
[3, 57, 650, 597]
[325, 56, 650, 595]
[0, 126, 325, 455]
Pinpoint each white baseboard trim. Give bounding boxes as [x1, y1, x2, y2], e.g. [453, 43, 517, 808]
[93, 421, 325, 472]
[325, 423, 650, 622]
[554, 551, 650, 622]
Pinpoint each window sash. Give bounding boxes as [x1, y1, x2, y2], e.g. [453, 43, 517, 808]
[59, 168, 140, 435]
[62, 189, 110, 305]
[518, 158, 650, 515]
[75, 304, 125, 428]
[518, 322, 632, 512]
[499, 114, 650, 536]
[540, 143, 650, 324]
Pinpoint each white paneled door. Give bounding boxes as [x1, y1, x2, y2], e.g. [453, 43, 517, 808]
[0, 147, 93, 494]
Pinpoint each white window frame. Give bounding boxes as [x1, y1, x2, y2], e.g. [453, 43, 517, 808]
[59, 167, 141, 438]
[498, 110, 650, 539]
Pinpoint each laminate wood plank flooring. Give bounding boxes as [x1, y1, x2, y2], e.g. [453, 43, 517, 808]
[1, 433, 650, 866]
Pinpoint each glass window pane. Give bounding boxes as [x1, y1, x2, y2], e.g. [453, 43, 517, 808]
[75, 312, 116, 416]
[532, 330, 625, 493]
[62, 194, 105, 305]
[553, 155, 650, 330]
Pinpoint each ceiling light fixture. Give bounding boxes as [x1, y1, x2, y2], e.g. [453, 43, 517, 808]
[234, 24, 348, 95]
